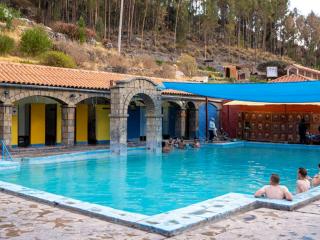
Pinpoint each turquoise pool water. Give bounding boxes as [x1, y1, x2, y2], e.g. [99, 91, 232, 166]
[0, 144, 319, 215]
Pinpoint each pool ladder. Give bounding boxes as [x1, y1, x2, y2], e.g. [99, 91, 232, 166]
[1, 140, 13, 161]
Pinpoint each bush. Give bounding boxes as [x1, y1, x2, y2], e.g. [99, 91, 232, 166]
[177, 54, 198, 77]
[0, 35, 15, 55]
[154, 64, 176, 79]
[54, 41, 89, 65]
[20, 27, 52, 56]
[52, 21, 96, 42]
[108, 54, 129, 69]
[40, 51, 76, 68]
[52, 22, 78, 39]
[0, 4, 20, 29]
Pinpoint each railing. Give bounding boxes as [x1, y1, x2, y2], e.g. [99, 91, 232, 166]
[1, 140, 13, 161]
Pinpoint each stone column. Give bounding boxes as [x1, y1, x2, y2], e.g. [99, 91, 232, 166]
[146, 114, 162, 153]
[189, 109, 199, 139]
[175, 108, 186, 138]
[109, 114, 128, 155]
[0, 104, 13, 147]
[61, 105, 75, 146]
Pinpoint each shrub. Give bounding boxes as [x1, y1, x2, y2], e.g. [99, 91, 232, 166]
[108, 54, 129, 67]
[0, 4, 20, 29]
[140, 55, 158, 70]
[54, 41, 89, 65]
[177, 54, 198, 77]
[52, 22, 78, 39]
[20, 27, 52, 56]
[40, 51, 76, 68]
[0, 35, 15, 55]
[154, 64, 176, 79]
[52, 21, 96, 42]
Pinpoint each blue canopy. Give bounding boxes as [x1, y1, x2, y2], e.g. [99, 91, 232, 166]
[163, 81, 320, 103]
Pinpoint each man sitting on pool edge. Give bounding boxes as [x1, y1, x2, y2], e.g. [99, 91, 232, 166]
[254, 174, 293, 201]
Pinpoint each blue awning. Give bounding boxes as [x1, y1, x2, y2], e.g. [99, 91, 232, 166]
[163, 81, 320, 103]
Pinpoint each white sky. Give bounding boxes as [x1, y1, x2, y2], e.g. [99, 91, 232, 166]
[290, 0, 320, 16]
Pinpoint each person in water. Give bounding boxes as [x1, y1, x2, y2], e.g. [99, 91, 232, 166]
[162, 141, 171, 153]
[193, 138, 200, 148]
[168, 138, 174, 149]
[255, 174, 293, 201]
[296, 167, 311, 193]
[178, 138, 186, 149]
[312, 163, 320, 187]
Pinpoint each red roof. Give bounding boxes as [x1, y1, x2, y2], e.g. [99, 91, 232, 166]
[287, 64, 320, 75]
[269, 74, 312, 83]
[0, 61, 194, 96]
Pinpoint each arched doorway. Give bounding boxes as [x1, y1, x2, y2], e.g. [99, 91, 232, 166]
[109, 78, 162, 154]
[198, 103, 218, 140]
[12, 95, 67, 147]
[127, 96, 146, 142]
[75, 97, 110, 145]
[185, 102, 197, 139]
[162, 101, 182, 139]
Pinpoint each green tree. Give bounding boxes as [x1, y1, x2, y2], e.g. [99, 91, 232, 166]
[20, 28, 52, 56]
[77, 16, 86, 44]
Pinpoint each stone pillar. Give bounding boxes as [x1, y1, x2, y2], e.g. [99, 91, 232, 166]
[146, 114, 162, 153]
[62, 105, 75, 146]
[175, 108, 186, 138]
[0, 104, 13, 147]
[216, 109, 221, 129]
[189, 109, 199, 139]
[109, 114, 128, 155]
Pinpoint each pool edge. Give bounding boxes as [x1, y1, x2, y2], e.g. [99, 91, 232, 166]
[1, 180, 320, 237]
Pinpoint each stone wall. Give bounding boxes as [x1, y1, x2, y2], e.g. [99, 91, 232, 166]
[110, 78, 162, 154]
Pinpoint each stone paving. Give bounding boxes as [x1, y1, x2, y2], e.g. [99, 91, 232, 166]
[0, 192, 320, 240]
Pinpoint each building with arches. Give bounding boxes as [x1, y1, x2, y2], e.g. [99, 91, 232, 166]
[0, 62, 223, 153]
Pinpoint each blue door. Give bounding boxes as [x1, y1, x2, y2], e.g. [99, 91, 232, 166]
[198, 104, 218, 140]
[127, 107, 141, 141]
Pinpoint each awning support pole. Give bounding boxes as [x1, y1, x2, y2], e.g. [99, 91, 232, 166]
[206, 97, 208, 140]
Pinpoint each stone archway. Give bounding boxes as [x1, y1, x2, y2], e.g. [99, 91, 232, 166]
[109, 78, 162, 154]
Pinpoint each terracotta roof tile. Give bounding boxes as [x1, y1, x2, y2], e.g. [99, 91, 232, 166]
[269, 74, 312, 83]
[289, 64, 320, 75]
[0, 62, 198, 97]
[0, 62, 153, 87]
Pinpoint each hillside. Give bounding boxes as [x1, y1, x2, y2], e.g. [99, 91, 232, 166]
[0, 1, 296, 82]
[0, 17, 294, 81]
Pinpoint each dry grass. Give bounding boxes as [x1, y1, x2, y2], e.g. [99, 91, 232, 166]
[154, 64, 176, 79]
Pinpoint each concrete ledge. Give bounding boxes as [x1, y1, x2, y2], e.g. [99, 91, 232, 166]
[1, 179, 319, 237]
[256, 186, 320, 211]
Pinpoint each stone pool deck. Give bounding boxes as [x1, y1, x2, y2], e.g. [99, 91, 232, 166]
[1, 192, 319, 240]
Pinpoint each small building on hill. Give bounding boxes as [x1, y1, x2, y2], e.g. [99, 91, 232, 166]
[223, 65, 251, 81]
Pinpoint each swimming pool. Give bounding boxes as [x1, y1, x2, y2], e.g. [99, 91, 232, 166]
[0, 142, 319, 215]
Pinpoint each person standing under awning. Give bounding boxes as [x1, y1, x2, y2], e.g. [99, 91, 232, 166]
[209, 118, 217, 142]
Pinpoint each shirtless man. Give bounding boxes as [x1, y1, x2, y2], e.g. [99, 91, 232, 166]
[193, 138, 200, 148]
[312, 163, 320, 187]
[255, 174, 293, 201]
[178, 138, 186, 149]
[296, 168, 311, 193]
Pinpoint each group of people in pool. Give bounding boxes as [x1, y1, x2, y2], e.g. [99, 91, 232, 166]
[162, 137, 201, 153]
[255, 164, 320, 201]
